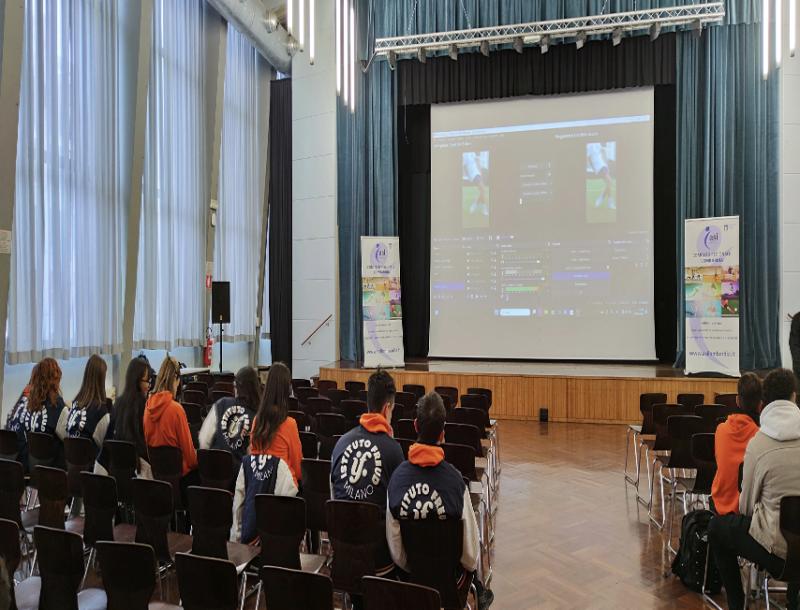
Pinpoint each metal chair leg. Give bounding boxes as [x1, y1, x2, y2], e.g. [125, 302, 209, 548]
[625, 428, 641, 486]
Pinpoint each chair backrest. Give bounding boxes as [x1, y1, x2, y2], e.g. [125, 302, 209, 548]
[288, 409, 310, 431]
[176, 552, 239, 610]
[105, 439, 138, 504]
[362, 576, 441, 610]
[96, 541, 156, 610]
[465, 387, 492, 407]
[261, 566, 334, 610]
[398, 438, 413, 460]
[34, 525, 85, 609]
[447, 407, 489, 436]
[395, 419, 417, 441]
[182, 402, 204, 426]
[80, 472, 117, 547]
[339, 400, 368, 428]
[36, 466, 69, 529]
[434, 387, 459, 408]
[197, 373, 215, 389]
[690, 433, 717, 494]
[399, 518, 466, 609]
[317, 380, 337, 393]
[715, 393, 738, 409]
[27, 430, 57, 474]
[394, 391, 416, 411]
[357, 389, 369, 403]
[0, 458, 25, 527]
[255, 494, 306, 569]
[326, 500, 381, 594]
[695, 404, 738, 432]
[148, 445, 184, 510]
[0, 518, 21, 583]
[442, 443, 477, 482]
[63, 436, 96, 498]
[779, 496, 800, 582]
[677, 393, 706, 410]
[197, 448, 236, 491]
[444, 423, 482, 456]
[391, 402, 416, 428]
[345, 380, 365, 399]
[324, 389, 350, 408]
[652, 404, 694, 451]
[183, 381, 208, 395]
[639, 393, 668, 434]
[0, 429, 18, 461]
[187, 486, 232, 560]
[211, 390, 234, 404]
[182, 390, 206, 408]
[295, 387, 319, 405]
[317, 413, 347, 438]
[403, 384, 425, 401]
[300, 431, 319, 459]
[292, 378, 312, 392]
[302, 459, 332, 533]
[460, 393, 489, 413]
[132, 478, 173, 563]
[665, 415, 704, 469]
[306, 396, 333, 418]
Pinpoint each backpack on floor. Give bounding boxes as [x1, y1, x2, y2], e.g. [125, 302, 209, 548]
[670, 509, 722, 594]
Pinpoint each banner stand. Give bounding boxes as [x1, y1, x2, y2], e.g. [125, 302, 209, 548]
[361, 237, 405, 369]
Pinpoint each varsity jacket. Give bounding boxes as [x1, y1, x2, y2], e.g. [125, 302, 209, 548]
[386, 443, 479, 573]
[5, 393, 68, 471]
[330, 413, 404, 509]
[66, 400, 111, 453]
[232, 454, 298, 544]
[198, 397, 256, 464]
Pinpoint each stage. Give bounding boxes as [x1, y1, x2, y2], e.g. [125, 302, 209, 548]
[319, 360, 738, 425]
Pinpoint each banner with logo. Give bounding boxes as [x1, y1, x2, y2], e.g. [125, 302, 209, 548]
[361, 237, 405, 368]
[684, 216, 740, 376]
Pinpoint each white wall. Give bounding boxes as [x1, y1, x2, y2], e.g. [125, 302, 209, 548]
[781, 0, 800, 367]
[291, 0, 338, 380]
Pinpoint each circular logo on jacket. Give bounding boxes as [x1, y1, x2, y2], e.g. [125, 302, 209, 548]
[220, 405, 251, 451]
[399, 482, 446, 520]
[67, 404, 88, 436]
[249, 455, 276, 481]
[338, 438, 383, 501]
[28, 408, 49, 433]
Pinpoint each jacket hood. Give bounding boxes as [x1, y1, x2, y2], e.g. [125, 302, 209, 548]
[408, 443, 444, 467]
[359, 413, 393, 436]
[145, 391, 175, 424]
[759, 400, 800, 441]
[723, 413, 760, 442]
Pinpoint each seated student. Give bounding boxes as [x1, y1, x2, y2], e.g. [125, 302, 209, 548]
[5, 357, 68, 471]
[709, 368, 800, 610]
[106, 356, 153, 478]
[199, 366, 260, 465]
[249, 362, 302, 485]
[66, 354, 111, 453]
[711, 372, 762, 515]
[143, 356, 198, 482]
[330, 369, 404, 575]
[387, 392, 494, 609]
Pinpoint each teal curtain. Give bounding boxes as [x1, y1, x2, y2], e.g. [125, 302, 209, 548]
[675, 22, 781, 369]
[339, 0, 773, 366]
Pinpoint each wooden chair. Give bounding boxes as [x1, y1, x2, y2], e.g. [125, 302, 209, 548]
[326, 500, 381, 601]
[96, 541, 181, 610]
[34, 466, 69, 530]
[260, 566, 333, 610]
[459, 394, 489, 413]
[104, 440, 138, 512]
[626, 392, 667, 491]
[442, 443, 478, 482]
[395, 419, 417, 441]
[300, 431, 319, 460]
[181, 390, 206, 409]
[147, 445, 185, 513]
[295, 387, 319, 406]
[301, 459, 332, 554]
[292, 378, 312, 392]
[197, 449, 236, 491]
[339, 400, 368, 429]
[465, 387, 492, 408]
[0, 517, 29, 610]
[444, 423, 483, 458]
[677, 393, 706, 410]
[316, 413, 347, 460]
[64, 437, 96, 500]
[175, 552, 239, 610]
[362, 576, 441, 610]
[317, 380, 338, 393]
[306, 397, 334, 419]
[344, 381, 365, 399]
[714, 393, 738, 409]
[132, 479, 191, 565]
[434, 386, 459, 409]
[27, 432, 57, 483]
[288, 409, 310, 432]
[0, 458, 27, 529]
[324, 389, 350, 409]
[0, 429, 19, 461]
[402, 384, 425, 401]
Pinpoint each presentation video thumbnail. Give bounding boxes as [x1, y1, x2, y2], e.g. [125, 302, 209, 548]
[684, 265, 739, 318]
[585, 141, 617, 224]
[462, 151, 490, 229]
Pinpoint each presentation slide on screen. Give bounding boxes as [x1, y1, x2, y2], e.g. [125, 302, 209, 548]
[429, 88, 656, 360]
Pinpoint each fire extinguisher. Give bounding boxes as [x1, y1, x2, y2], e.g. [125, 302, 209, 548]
[203, 327, 214, 367]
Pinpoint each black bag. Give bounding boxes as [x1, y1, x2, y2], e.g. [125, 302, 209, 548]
[671, 509, 722, 594]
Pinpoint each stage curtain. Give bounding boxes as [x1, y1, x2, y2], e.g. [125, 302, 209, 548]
[268, 78, 293, 366]
[675, 22, 780, 370]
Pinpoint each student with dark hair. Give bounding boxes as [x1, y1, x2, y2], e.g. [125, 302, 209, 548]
[66, 355, 111, 452]
[247, 362, 302, 484]
[110, 357, 152, 477]
[711, 372, 762, 515]
[199, 366, 260, 464]
[5, 357, 68, 471]
[790, 312, 800, 384]
[709, 369, 800, 610]
[387, 392, 494, 609]
[331, 368, 404, 575]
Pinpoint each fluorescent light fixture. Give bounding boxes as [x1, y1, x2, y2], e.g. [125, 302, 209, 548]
[343, 0, 349, 106]
[349, 4, 355, 112]
[513, 36, 524, 53]
[309, 0, 315, 64]
[612, 27, 622, 46]
[287, 0, 293, 38]
[776, 0, 782, 68]
[335, 0, 341, 92]
[763, 0, 770, 78]
[299, 0, 305, 48]
[791, 0, 797, 57]
[540, 35, 549, 54]
[649, 22, 661, 41]
[480, 40, 490, 56]
[448, 44, 458, 61]
[388, 50, 397, 70]
[575, 31, 587, 50]
[417, 47, 427, 63]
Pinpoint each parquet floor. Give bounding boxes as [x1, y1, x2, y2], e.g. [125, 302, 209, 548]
[489, 420, 720, 610]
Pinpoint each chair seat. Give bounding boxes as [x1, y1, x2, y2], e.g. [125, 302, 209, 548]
[114, 527, 192, 558]
[675, 476, 710, 495]
[149, 603, 183, 610]
[15, 576, 41, 610]
[113, 523, 137, 541]
[77, 588, 107, 610]
[628, 424, 642, 433]
[21, 508, 39, 531]
[300, 552, 327, 573]
[66, 516, 85, 536]
[227, 540, 260, 574]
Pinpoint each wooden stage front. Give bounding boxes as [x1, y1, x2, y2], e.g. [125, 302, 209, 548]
[319, 360, 738, 425]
